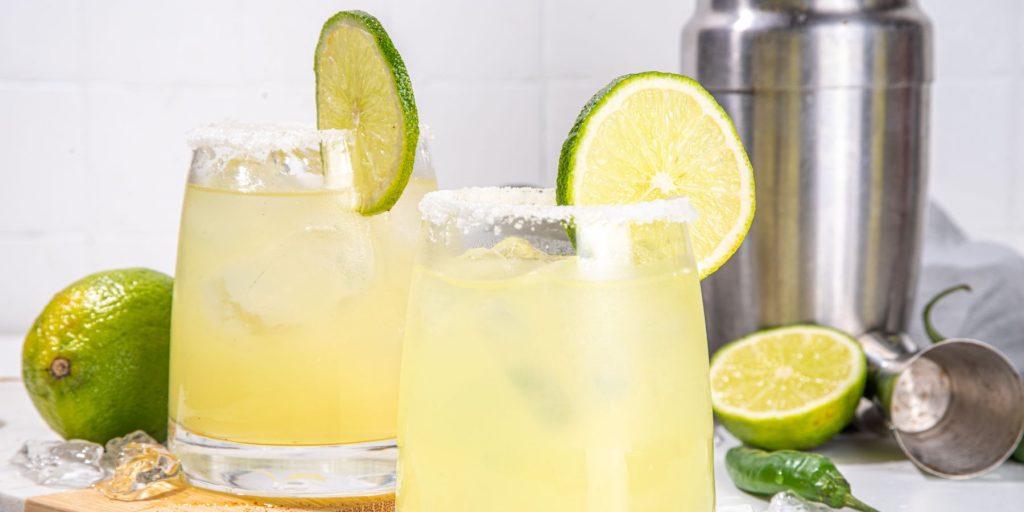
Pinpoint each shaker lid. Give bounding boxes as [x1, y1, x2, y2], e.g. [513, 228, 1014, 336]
[682, 0, 932, 90]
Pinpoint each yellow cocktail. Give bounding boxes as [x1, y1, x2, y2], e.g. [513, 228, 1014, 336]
[170, 179, 433, 445]
[397, 188, 715, 511]
[168, 124, 434, 496]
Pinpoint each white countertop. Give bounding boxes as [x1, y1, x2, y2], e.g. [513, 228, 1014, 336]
[0, 333, 1022, 511]
[0, 335, 62, 512]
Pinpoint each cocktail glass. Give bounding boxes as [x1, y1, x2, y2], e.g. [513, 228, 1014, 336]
[397, 187, 715, 511]
[168, 124, 435, 497]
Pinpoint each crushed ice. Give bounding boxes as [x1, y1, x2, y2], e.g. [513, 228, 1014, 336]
[10, 439, 105, 487]
[101, 430, 159, 468]
[93, 441, 183, 501]
[10, 430, 183, 500]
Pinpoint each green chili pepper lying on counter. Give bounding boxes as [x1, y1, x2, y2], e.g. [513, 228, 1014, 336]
[725, 446, 879, 512]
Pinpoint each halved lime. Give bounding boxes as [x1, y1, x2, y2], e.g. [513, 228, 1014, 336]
[315, 10, 418, 215]
[556, 72, 754, 279]
[710, 325, 867, 450]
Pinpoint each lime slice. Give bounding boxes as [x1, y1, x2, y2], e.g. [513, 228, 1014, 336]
[315, 10, 418, 215]
[556, 72, 754, 279]
[710, 325, 867, 450]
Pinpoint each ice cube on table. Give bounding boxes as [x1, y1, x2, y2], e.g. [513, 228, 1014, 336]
[767, 491, 837, 511]
[101, 430, 159, 469]
[93, 442, 183, 501]
[10, 439, 106, 488]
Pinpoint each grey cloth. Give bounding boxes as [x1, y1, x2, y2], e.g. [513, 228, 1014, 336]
[907, 203, 1024, 370]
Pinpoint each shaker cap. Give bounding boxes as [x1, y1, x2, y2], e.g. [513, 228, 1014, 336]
[682, 0, 932, 90]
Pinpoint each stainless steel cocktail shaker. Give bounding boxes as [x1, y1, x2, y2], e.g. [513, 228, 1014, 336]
[683, 0, 931, 348]
[682, 0, 1024, 478]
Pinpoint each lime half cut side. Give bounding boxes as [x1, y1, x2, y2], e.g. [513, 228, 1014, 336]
[556, 72, 754, 279]
[316, 10, 418, 215]
[709, 325, 867, 450]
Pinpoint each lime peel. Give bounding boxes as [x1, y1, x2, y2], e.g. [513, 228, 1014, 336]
[22, 268, 174, 444]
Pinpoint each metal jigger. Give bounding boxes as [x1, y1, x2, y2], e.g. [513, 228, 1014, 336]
[859, 332, 1024, 478]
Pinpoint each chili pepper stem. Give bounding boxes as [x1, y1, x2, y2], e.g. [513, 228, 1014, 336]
[922, 283, 971, 343]
[844, 494, 880, 512]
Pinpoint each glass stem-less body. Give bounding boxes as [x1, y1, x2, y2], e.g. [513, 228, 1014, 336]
[168, 125, 435, 497]
[171, 178, 433, 445]
[397, 188, 715, 511]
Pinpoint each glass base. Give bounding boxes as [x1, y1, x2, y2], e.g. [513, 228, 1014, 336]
[168, 422, 396, 497]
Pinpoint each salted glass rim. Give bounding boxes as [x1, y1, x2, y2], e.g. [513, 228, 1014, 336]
[419, 187, 698, 227]
[187, 122, 350, 155]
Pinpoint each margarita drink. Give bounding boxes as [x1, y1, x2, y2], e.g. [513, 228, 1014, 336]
[397, 188, 715, 512]
[170, 178, 433, 445]
[168, 124, 434, 496]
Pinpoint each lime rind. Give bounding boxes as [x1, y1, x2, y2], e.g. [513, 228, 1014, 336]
[315, 10, 419, 215]
[709, 325, 867, 450]
[556, 71, 755, 280]
[556, 73, 632, 206]
[22, 268, 173, 443]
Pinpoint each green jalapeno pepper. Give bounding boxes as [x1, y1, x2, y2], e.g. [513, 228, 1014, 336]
[922, 283, 971, 343]
[725, 446, 879, 512]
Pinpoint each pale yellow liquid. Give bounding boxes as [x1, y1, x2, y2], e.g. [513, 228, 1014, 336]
[397, 246, 715, 511]
[169, 178, 435, 445]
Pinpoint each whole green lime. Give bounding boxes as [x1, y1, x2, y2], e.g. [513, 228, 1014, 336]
[22, 268, 173, 444]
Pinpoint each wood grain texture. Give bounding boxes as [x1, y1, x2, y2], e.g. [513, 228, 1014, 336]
[25, 487, 394, 512]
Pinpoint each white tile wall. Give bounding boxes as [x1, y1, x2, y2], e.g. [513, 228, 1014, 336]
[922, 0, 1024, 252]
[0, 0, 84, 80]
[541, 0, 694, 80]
[929, 79, 1015, 231]
[418, 82, 545, 187]
[0, 83, 89, 233]
[390, 0, 542, 82]
[0, 0, 1022, 333]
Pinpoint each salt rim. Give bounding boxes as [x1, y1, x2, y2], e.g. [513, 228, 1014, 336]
[419, 187, 698, 227]
[187, 122, 350, 155]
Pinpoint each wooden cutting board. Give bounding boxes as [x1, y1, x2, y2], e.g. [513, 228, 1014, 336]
[24, 487, 394, 512]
